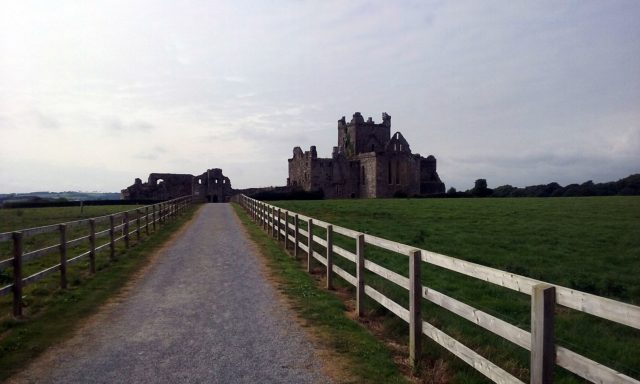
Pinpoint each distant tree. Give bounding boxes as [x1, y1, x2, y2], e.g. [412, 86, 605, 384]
[492, 185, 516, 197]
[446, 187, 457, 196]
[471, 179, 492, 197]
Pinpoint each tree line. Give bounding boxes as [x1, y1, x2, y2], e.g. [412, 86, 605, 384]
[446, 173, 640, 198]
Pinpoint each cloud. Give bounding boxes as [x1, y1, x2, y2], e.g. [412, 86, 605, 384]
[1, 1, 639, 192]
[104, 118, 155, 134]
[133, 146, 168, 161]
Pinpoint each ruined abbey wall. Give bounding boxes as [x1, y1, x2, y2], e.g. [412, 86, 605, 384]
[288, 112, 445, 198]
[122, 168, 232, 202]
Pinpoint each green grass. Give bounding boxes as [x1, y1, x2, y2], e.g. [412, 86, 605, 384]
[0, 205, 148, 291]
[266, 197, 640, 383]
[232, 203, 411, 384]
[0, 205, 140, 233]
[0, 204, 199, 382]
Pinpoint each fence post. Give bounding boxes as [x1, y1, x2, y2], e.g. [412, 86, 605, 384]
[152, 205, 157, 231]
[89, 219, 96, 274]
[284, 211, 289, 249]
[59, 224, 67, 289]
[145, 207, 150, 236]
[307, 219, 313, 273]
[12, 232, 23, 317]
[136, 209, 141, 242]
[409, 249, 422, 370]
[109, 215, 116, 260]
[276, 208, 281, 241]
[263, 203, 267, 231]
[124, 212, 130, 249]
[356, 234, 365, 318]
[294, 214, 299, 259]
[531, 284, 556, 384]
[326, 225, 333, 290]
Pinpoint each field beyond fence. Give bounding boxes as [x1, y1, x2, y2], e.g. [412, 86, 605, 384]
[0, 196, 193, 318]
[240, 195, 640, 384]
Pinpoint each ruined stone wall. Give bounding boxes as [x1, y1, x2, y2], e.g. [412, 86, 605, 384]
[288, 112, 445, 199]
[288, 147, 314, 191]
[338, 112, 391, 156]
[122, 168, 233, 202]
[419, 156, 445, 195]
[193, 168, 233, 203]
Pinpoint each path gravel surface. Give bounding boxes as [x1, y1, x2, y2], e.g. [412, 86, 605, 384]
[9, 204, 332, 384]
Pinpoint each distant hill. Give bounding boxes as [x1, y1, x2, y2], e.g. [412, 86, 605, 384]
[0, 191, 121, 206]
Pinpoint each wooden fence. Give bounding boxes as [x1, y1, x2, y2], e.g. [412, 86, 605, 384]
[239, 195, 640, 384]
[0, 195, 193, 317]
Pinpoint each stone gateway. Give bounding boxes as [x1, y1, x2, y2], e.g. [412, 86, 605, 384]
[287, 112, 445, 198]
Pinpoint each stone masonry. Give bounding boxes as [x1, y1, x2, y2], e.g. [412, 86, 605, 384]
[122, 168, 232, 202]
[287, 112, 445, 198]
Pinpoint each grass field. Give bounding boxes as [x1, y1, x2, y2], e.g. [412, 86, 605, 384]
[269, 197, 640, 383]
[0, 205, 139, 233]
[0, 204, 198, 381]
[0, 205, 146, 300]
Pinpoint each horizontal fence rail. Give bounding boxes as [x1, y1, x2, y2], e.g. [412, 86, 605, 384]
[239, 195, 640, 384]
[0, 196, 193, 317]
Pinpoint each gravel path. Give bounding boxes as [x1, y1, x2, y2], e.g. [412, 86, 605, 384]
[9, 204, 331, 384]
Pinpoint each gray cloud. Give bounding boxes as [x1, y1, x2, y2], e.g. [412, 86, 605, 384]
[104, 118, 155, 134]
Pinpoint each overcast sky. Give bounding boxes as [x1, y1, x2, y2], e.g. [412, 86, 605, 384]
[1, 1, 639, 193]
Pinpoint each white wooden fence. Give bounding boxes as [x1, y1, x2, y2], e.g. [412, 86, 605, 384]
[240, 194, 640, 384]
[0, 196, 193, 317]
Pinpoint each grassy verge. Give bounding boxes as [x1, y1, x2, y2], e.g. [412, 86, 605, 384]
[0, 205, 200, 382]
[232, 203, 411, 384]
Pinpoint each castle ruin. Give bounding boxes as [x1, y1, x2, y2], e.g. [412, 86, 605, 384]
[122, 168, 232, 202]
[288, 112, 444, 198]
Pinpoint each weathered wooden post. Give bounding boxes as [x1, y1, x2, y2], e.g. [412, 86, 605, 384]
[276, 208, 281, 241]
[268, 206, 272, 235]
[273, 207, 278, 239]
[326, 225, 334, 290]
[109, 215, 116, 260]
[123, 212, 130, 249]
[356, 234, 365, 318]
[89, 219, 96, 274]
[135, 209, 141, 242]
[294, 214, 299, 259]
[531, 284, 556, 384]
[152, 205, 157, 231]
[59, 224, 67, 289]
[145, 206, 150, 236]
[12, 232, 23, 317]
[262, 203, 267, 231]
[274, 207, 279, 239]
[307, 219, 313, 272]
[284, 211, 289, 249]
[409, 249, 422, 370]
